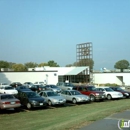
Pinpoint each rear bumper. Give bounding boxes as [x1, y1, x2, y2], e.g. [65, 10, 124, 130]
[1, 104, 21, 109]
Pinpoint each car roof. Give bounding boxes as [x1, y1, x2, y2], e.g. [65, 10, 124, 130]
[0, 93, 13, 96]
[63, 90, 77, 92]
[20, 90, 33, 93]
[40, 90, 54, 93]
[98, 86, 110, 88]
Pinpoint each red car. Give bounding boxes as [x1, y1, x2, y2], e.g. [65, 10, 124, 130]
[73, 85, 105, 102]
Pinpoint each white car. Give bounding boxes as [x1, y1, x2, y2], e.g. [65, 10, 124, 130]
[0, 83, 9, 88]
[0, 86, 18, 95]
[61, 90, 90, 104]
[96, 87, 123, 100]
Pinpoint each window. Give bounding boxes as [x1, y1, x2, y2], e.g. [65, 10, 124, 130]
[66, 91, 71, 95]
[39, 92, 43, 96]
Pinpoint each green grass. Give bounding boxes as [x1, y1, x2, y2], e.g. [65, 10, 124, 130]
[0, 99, 130, 130]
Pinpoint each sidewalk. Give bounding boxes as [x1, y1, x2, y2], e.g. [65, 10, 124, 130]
[80, 110, 130, 130]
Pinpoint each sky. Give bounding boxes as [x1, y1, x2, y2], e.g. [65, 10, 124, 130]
[0, 0, 130, 70]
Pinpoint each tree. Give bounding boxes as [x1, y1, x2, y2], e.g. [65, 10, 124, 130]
[24, 62, 38, 69]
[0, 60, 9, 69]
[8, 62, 16, 69]
[12, 64, 27, 71]
[114, 59, 129, 72]
[66, 64, 73, 67]
[38, 62, 48, 67]
[66, 62, 77, 67]
[47, 60, 60, 67]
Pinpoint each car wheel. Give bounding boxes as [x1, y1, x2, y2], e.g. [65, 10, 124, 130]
[107, 94, 112, 100]
[90, 95, 95, 102]
[48, 100, 52, 106]
[26, 103, 32, 109]
[72, 98, 77, 104]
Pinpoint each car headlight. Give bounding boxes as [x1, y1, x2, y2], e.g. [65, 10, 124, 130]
[95, 93, 99, 96]
[124, 93, 129, 95]
[52, 99, 58, 102]
[76, 97, 81, 101]
[31, 100, 38, 103]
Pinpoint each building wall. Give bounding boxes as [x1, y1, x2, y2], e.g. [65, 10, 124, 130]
[0, 71, 58, 85]
[93, 73, 130, 85]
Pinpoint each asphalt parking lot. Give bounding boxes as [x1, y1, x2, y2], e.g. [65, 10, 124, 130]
[80, 109, 130, 130]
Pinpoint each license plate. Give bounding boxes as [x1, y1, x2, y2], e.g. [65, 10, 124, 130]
[40, 103, 43, 105]
[11, 102, 15, 105]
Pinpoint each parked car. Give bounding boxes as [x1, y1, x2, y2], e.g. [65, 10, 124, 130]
[0, 94, 21, 110]
[15, 86, 32, 92]
[10, 82, 22, 88]
[15, 91, 47, 109]
[61, 90, 90, 104]
[30, 85, 46, 93]
[23, 82, 34, 88]
[56, 82, 74, 90]
[0, 83, 9, 88]
[0, 86, 18, 95]
[34, 82, 45, 85]
[45, 85, 61, 93]
[73, 85, 105, 102]
[96, 87, 123, 100]
[110, 87, 130, 98]
[38, 90, 66, 106]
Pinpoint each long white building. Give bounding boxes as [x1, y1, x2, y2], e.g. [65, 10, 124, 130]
[0, 66, 130, 86]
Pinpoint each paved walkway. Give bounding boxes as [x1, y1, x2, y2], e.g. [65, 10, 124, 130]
[80, 110, 130, 130]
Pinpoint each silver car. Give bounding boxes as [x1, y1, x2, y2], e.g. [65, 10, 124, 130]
[38, 91, 66, 106]
[0, 94, 21, 109]
[45, 85, 61, 93]
[61, 90, 90, 104]
[56, 82, 74, 90]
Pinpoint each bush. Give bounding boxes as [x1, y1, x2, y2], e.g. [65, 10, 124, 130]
[99, 83, 119, 87]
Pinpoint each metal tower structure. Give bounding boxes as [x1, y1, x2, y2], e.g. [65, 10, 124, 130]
[76, 42, 93, 83]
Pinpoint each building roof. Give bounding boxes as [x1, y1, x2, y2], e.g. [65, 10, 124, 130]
[29, 66, 89, 76]
[66, 67, 89, 75]
[44, 66, 89, 75]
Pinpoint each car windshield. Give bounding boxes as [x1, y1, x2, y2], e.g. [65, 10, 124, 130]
[87, 87, 97, 91]
[39, 85, 45, 88]
[64, 83, 73, 87]
[2, 83, 8, 85]
[1, 95, 15, 99]
[116, 87, 124, 91]
[4, 87, 14, 90]
[19, 86, 27, 89]
[70, 91, 81, 95]
[50, 85, 58, 88]
[25, 82, 33, 85]
[47, 92, 59, 96]
[39, 82, 44, 84]
[26, 92, 41, 98]
[14, 82, 21, 84]
[104, 88, 114, 92]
